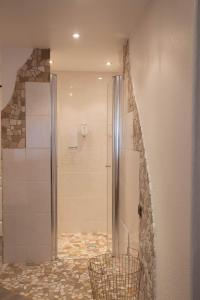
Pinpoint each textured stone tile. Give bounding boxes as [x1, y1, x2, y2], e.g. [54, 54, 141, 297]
[1, 48, 50, 149]
[123, 41, 155, 300]
[58, 232, 112, 259]
[0, 233, 111, 300]
[0, 287, 29, 300]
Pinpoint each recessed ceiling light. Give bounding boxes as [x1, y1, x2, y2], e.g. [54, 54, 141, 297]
[106, 61, 112, 66]
[73, 33, 80, 39]
[98, 77, 103, 80]
[69, 92, 73, 97]
[49, 60, 53, 64]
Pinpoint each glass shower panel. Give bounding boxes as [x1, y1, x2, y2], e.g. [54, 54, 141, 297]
[54, 72, 115, 259]
[118, 74, 140, 255]
[106, 79, 113, 252]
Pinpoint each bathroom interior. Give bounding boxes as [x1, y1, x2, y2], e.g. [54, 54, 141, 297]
[0, 48, 141, 299]
[0, 17, 142, 300]
[0, 0, 194, 299]
[0, 41, 142, 300]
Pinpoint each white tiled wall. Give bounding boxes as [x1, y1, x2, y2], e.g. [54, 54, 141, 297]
[57, 71, 113, 234]
[3, 82, 52, 263]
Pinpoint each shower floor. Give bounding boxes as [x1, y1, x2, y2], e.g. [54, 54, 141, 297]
[58, 232, 112, 259]
[0, 233, 111, 300]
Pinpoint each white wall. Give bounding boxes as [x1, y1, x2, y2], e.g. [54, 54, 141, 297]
[56, 71, 113, 234]
[3, 83, 52, 263]
[129, 0, 196, 299]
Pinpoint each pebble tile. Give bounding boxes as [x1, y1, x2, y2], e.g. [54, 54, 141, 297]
[0, 233, 111, 300]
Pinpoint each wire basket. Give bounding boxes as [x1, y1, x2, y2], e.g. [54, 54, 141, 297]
[88, 253, 141, 300]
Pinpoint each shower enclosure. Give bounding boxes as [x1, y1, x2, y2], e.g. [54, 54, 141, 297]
[51, 73, 122, 259]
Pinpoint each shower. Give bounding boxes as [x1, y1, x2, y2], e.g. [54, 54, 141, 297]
[51, 72, 122, 259]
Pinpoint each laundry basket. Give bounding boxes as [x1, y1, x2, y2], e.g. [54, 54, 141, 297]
[88, 253, 141, 300]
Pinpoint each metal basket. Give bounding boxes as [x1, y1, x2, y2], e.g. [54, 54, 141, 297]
[88, 253, 141, 300]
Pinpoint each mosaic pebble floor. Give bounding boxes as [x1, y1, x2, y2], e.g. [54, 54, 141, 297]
[0, 233, 112, 300]
[58, 232, 112, 259]
[0, 286, 30, 300]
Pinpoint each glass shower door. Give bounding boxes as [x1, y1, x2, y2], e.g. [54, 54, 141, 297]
[106, 75, 123, 255]
[112, 75, 123, 255]
[106, 79, 113, 252]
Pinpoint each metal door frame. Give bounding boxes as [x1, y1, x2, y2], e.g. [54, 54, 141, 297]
[112, 75, 123, 256]
[51, 73, 57, 259]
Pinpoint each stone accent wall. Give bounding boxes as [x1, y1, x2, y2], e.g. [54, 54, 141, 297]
[1, 49, 50, 148]
[123, 41, 156, 300]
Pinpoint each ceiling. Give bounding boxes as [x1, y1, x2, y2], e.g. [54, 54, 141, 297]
[0, 0, 148, 72]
